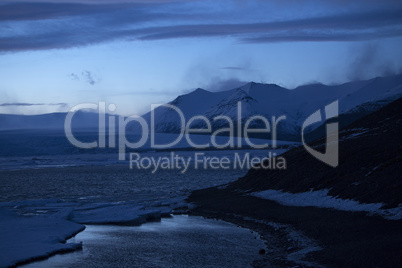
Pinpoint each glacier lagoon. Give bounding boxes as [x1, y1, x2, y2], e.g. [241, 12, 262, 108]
[0, 150, 278, 267]
[22, 215, 266, 268]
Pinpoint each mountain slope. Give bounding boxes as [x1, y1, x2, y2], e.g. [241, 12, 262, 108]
[228, 97, 402, 208]
[140, 88, 233, 133]
[188, 98, 402, 267]
[146, 74, 402, 141]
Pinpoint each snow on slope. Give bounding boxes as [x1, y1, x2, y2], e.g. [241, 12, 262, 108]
[251, 189, 402, 220]
[140, 88, 233, 133]
[205, 88, 259, 121]
[148, 74, 402, 137]
[340, 76, 402, 114]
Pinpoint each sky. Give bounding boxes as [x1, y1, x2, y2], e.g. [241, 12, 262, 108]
[0, 0, 402, 115]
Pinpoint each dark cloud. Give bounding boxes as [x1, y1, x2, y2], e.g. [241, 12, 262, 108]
[221, 67, 259, 71]
[82, 70, 97, 85]
[347, 43, 401, 80]
[348, 44, 379, 80]
[0, 2, 182, 22]
[0, 1, 205, 52]
[241, 28, 402, 43]
[0, 3, 112, 21]
[0, 2, 401, 52]
[0, 0, 189, 3]
[0, 102, 67, 107]
[135, 9, 402, 41]
[69, 73, 80, 81]
[201, 78, 248, 92]
[70, 70, 100, 85]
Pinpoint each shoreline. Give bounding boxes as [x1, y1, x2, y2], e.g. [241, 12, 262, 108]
[6, 185, 401, 267]
[187, 186, 402, 267]
[12, 227, 85, 268]
[18, 214, 267, 268]
[189, 208, 322, 267]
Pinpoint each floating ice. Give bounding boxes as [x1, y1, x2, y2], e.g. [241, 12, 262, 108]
[0, 208, 85, 268]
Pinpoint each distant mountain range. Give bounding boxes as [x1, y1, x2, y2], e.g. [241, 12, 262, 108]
[1, 74, 402, 141]
[0, 111, 100, 131]
[144, 74, 402, 141]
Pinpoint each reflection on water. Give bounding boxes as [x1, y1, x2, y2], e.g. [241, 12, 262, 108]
[23, 215, 265, 268]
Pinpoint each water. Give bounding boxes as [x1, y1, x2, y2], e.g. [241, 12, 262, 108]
[22, 215, 266, 268]
[0, 163, 249, 206]
[0, 151, 272, 267]
[0, 150, 278, 207]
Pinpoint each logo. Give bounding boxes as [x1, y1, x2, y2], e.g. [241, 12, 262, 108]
[63, 100, 339, 171]
[301, 101, 339, 167]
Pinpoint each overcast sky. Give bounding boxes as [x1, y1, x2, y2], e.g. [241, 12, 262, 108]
[1, 0, 402, 115]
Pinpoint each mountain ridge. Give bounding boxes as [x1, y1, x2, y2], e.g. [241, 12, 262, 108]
[1, 74, 402, 140]
[145, 74, 402, 140]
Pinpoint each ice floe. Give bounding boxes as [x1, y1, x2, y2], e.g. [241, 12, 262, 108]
[0, 208, 84, 267]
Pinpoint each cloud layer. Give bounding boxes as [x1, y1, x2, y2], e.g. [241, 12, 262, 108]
[0, 102, 67, 107]
[0, 0, 402, 52]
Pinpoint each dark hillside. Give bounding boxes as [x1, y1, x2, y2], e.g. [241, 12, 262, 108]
[228, 98, 402, 208]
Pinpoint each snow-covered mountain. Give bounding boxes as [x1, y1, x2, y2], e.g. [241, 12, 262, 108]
[1, 74, 401, 141]
[144, 74, 402, 140]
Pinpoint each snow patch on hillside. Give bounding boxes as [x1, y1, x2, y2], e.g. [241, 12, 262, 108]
[250, 189, 402, 220]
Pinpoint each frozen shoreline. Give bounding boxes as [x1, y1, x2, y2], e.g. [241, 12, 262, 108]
[0, 149, 290, 267]
[0, 203, 268, 268]
[21, 216, 267, 268]
[0, 200, 171, 267]
[0, 208, 84, 268]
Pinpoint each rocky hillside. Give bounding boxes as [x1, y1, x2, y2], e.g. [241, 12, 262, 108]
[228, 97, 402, 208]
